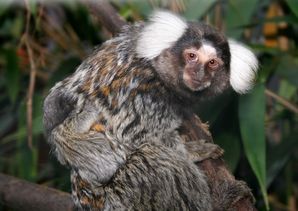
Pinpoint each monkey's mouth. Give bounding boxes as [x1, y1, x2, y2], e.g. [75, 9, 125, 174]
[183, 71, 212, 92]
[188, 79, 211, 91]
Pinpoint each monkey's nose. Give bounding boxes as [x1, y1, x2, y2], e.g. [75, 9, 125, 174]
[196, 69, 205, 80]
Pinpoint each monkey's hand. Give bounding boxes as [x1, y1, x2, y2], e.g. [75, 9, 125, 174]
[185, 140, 224, 163]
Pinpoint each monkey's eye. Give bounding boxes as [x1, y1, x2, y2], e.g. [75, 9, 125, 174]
[184, 52, 198, 63]
[189, 53, 196, 59]
[207, 59, 219, 70]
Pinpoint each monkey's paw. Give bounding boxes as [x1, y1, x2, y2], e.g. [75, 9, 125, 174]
[185, 139, 224, 162]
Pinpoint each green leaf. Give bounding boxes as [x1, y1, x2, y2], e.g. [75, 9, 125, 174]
[184, 0, 217, 20]
[196, 91, 233, 124]
[0, 14, 24, 38]
[49, 57, 81, 87]
[215, 133, 240, 172]
[135, 2, 152, 17]
[15, 99, 38, 181]
[286, 0, 298, 17]
[278, 80, 296, 100]
[1, 93, 44, 145]
[28, 0, 37, 17]
[0, 109, 15, 137]
[11, 14, 23, 38]
[276, 55, 298, 87]
[267, 133, 297, 187]
[226, 0, 258, 38]
[3, 48, 20, 103]
[1, 115, 43, 144]
[238, 83, 268, 209]
[0, 0, 14, 18]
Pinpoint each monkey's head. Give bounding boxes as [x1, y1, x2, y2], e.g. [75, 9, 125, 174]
[136, 11, 258, 101]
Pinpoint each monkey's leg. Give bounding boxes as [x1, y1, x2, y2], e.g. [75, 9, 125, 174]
[72, 144, 212, 211]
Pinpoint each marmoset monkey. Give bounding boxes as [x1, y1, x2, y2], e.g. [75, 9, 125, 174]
[43, 11, 258, 210]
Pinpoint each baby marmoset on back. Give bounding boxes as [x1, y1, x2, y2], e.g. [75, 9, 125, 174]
[43, 11, 258, 210]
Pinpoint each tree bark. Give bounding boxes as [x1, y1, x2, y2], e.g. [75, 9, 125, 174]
[181, 115, 256, 211]
[0, 173, 75, 211]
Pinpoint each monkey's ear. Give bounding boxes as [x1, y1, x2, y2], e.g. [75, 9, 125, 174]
[136, 10, 187, 60]
[229, 40, 258, 94]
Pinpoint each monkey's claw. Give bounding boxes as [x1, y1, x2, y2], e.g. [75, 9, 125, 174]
[185, 139, 224, 162]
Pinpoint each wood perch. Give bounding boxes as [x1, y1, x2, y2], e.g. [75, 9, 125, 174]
[0, 173, 74, 211]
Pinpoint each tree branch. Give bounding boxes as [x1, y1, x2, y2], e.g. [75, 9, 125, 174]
[83, 0, 126, 36]
[0, 173, 75, 211]
[182, 115, 256, 211]
[265, 88, 298, 114]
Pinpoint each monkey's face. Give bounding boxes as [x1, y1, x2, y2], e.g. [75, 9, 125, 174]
[176, 25, 230, 96]
[182, 45, 224, 92]
[177, 23, 232, 99]
[137, 11, 258, 100]
[151, 23, 231, 100]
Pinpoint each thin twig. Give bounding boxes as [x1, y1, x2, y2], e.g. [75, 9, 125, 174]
[169, 0, 186, 13]
[265, 88, 298, 114]
[41, 13, 86, 59]
[24, 0, 37, 149]
[214, 1, 223, 32]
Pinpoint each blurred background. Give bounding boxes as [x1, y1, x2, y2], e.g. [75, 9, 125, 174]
[0, 0, 297, 210]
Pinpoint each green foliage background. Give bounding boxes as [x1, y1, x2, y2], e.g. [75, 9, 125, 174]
[0, 0, 297, 210]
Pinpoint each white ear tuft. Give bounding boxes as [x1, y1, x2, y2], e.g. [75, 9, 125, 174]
[136, 10, 187, 60]
[229, 40, 258, 94]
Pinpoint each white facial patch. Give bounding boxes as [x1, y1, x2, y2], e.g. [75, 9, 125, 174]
[136, 10, 187, 60]
[198, 43, 217, 63]
[229, 40, 258, 94]
[200, 43, 217, 56]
